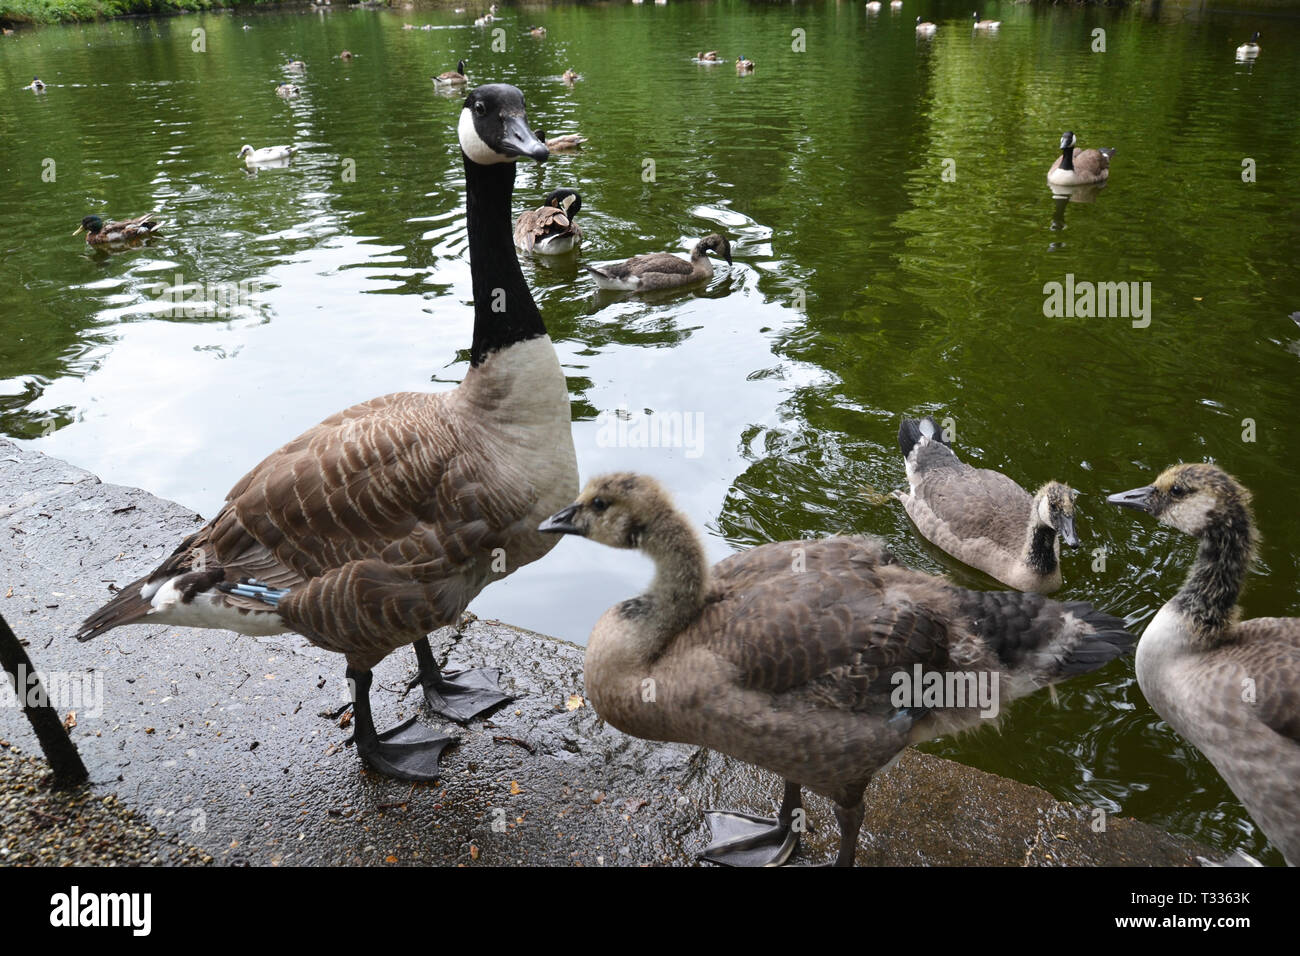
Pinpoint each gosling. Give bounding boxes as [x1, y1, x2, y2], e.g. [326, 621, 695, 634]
[1109, 463, 1300, 866]
[542, 473, 1136, 866]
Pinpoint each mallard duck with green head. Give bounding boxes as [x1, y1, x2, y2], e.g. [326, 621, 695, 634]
[74, 214, 163, 246]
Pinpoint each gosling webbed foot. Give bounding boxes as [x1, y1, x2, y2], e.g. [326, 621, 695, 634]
[699, 810, 800, 867]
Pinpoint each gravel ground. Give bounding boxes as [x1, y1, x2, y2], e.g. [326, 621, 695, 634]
[0, 743, 210, 866]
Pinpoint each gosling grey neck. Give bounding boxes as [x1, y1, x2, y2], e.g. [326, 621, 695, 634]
[1174, 500, 1257, 647]
[1023, 517, 1059, 577]
[625, 511, 710, 654]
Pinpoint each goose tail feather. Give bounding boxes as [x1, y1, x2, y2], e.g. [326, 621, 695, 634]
[75, 574, 154, 642]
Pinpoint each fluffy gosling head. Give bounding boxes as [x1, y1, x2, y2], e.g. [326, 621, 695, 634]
[1034, 481, 1080, 547]
[694, 233, 733, 265]
[538, 473, 675, 550]
[1107, 463, 1253, 539]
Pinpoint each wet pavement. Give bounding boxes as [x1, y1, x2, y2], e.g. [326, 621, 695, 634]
[0, 438, 1209, 866]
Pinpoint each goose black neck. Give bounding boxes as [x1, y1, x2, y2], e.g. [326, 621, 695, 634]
[1175, 503, 1255, 644]
[464, 156, 546, 367]
[1060, 146, 1075, 172]
[1026, 524, 1059, 575]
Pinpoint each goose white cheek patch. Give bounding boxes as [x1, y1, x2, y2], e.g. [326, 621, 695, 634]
[459, 108, 510, 165]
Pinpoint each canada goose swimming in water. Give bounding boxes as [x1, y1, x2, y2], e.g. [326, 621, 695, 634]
[1047, 131, 1114, 187]
[514, 188, 582, 254]
[239, 143, 296, 165]
[916, 16, 937, 35]
[586, 234, 732, 292]
[275, 83, 300, 97]
[1109, 463, 1300, 866]
[1236, 32, 1261, 58]
[25, 77, 45, 92]
[735, 56, 755, 73]
[895, 418, 1078, 593]
[434, 59, 468, 87]
[540, 474, 1135, 866]
[972, 12, 1000, 29]
[73, 213, 164, 246]
[78, 84, 578, 783]
[536, 130, 587, 151]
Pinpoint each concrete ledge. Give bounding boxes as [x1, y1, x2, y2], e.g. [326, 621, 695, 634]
[0, 439, 1208, 865]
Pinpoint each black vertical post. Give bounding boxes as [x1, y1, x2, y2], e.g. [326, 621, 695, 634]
[0, 611, 88, 788]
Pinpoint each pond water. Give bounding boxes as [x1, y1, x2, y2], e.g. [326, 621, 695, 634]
[3, 1, 1298, 863]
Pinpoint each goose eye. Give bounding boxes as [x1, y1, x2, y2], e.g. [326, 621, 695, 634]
[1170, 483, 1188, 498]
[591, 497, 609, 513]
[473, 101, 486, 116]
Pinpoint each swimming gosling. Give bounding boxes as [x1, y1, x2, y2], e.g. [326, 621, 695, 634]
[586, 234, 731, 292]
[1109, 463, 1300, 865]
[541, 473, 1136, 866]
[896, 416, 1078, 593]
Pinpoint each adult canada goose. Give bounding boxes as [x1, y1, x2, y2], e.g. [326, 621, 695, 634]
[514, 188, 582, 254]
[735, 56, 755, 73]
[972, 13, 1000, 29]
[895, 417, 1078, 593]
[1236, 32, 1261, 58]
[1047, 131, 1114, 187]
[434, 59, 468, 87]
[275, 83, 300, 97]
[25, 76, 45, 92]
[587, 234, 731, 292]
[239, 143, 296, 165]
[916, 16, 937, 35]
[1109, 464, 1300, 866]
[73, 214, 164, 246]
[540, 474, 1136, 866]
[78, 84, 577, 783]
[536, 130, 586, 151]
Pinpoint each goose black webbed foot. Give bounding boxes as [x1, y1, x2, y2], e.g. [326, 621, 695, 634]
[352, 714, 456, 782]
[699, 780, 804, 867]
[409, 636, 513, 722]
[347, 666, 457, 782]
[700, 810, 800, 866]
